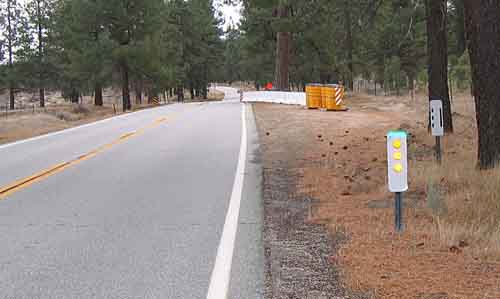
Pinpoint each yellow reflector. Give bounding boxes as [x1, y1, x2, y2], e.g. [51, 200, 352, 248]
[393, 152, 402, 160]
[393, 163, 403, 173]
[393, 139, 401, 149]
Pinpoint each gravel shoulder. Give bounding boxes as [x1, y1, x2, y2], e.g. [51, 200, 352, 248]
[254, 103, 348, 299]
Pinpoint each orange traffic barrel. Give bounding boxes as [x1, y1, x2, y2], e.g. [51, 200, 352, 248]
[306, 84, 322, 109]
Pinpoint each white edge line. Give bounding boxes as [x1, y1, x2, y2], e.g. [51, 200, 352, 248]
[206, 103, 247, 299]
[0, 105, 168, 150]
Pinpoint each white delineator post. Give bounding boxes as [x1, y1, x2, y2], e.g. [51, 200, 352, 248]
[429, 98, 444, 164]
[387, 130, 408, 232]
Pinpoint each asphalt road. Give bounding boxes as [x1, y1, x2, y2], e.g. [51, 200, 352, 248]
[0, 89, 264, 298]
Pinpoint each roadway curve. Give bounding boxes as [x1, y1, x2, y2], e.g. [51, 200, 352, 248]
[0, 88, 264, 298]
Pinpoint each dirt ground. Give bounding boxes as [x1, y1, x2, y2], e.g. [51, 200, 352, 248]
[253, 92, 500, 299]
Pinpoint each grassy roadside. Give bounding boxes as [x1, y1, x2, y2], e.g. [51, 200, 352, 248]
[0, 103, 163, 145]
[253, 92, 500, 299]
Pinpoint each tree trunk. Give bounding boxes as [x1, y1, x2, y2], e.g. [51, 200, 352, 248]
[95, 83, 103, 106]
[344, 0, 354, 91]
[7, 0, 15, 110]
[135, 83, 142, 105]
[190, 87, 195, 100]
[39, 88, 45, 108]
[454, 0, 467, 56]
[202, 86, 208, 99]
[464, 1, 500, 169]
[134, 80, 143, 105]
[121, 63, 131, 111]
[426, 0, 453, 132]
[274, 5, 290, 91]
[408, 75, 415, 101]
[176, 86, 184, 102]
[146, 89, 152, 104]
[70, 88, 79, 103]
[37, 0, 45, 108]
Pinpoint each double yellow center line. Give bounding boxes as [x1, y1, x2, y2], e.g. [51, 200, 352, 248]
[0, 116, 168, 200]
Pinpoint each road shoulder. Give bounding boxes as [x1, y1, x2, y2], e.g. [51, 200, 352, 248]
[228, 104, 266, 298]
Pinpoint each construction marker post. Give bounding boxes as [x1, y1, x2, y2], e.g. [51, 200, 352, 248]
[430, 98, 444, 164]
[387, 131, 409, 233]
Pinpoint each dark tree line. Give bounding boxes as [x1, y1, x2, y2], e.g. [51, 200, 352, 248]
[0, 0, 224, 111]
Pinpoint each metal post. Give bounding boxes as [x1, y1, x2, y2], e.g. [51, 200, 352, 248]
[395, 192, 404, 232]
[435, 136, 442, 164]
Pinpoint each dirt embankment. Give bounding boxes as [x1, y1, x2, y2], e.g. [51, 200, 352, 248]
[253, 92, 500, 299]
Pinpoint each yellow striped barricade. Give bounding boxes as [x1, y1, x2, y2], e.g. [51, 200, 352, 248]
[325, 84, 348, 111]
[151, 97, 160, 105]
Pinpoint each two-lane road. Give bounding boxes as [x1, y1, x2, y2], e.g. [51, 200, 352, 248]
[0, 89, 264, 298]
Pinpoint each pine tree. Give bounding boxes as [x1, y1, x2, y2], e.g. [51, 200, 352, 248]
[0, 0, 24, 109]
[24, 0, 55, 108]
[55, 0, 113, 106]
[274, 1, 290, 91]
[102, 0, 166, 111]
[239, 2, 275, 90]
[223, 26, 243, 84]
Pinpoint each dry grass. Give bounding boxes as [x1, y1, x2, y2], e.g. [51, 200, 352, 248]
[0, 104, 126, 145]
[416, 151, 500, 260]
[208, 89, 225, 101]
[178, 89, 225, 103]
[408, 92, 500, 260]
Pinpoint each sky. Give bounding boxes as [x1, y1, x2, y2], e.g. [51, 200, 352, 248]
[215, 1, 243, 30]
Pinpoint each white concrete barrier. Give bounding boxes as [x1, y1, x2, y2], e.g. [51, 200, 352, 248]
[213, 86, 306, 106]
[242, 91, 306, 106]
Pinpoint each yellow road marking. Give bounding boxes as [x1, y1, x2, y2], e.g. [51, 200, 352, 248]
[0, 116, 168, 200]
